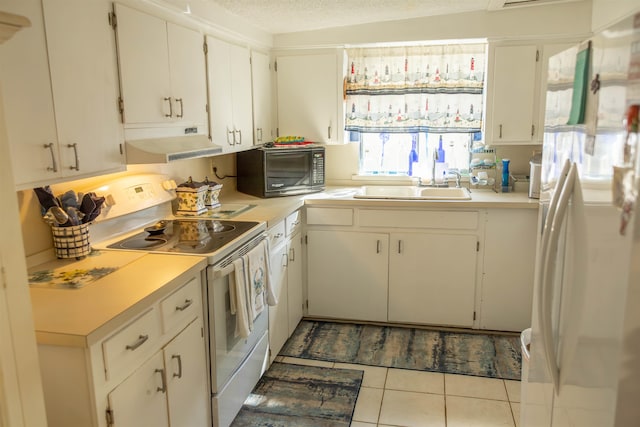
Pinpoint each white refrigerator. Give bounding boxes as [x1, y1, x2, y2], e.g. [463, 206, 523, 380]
[523, 11, 640, 427]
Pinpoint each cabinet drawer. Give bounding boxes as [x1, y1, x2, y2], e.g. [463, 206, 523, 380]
[359, 209, 478, 230]
[160, 276, 201, 333]
[306, 207, 353, 226]
[285, 210, 302, 236]
[268, 220, 286, 248]
[102, 309, 160, 380]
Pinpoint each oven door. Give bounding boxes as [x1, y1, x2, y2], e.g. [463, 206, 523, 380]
[206, 263, 268, 393]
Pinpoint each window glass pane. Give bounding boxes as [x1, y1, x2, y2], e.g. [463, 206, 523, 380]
[358, 132, 474, 177]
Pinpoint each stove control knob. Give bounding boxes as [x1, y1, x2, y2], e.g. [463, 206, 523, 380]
[162, 179, 177, 191]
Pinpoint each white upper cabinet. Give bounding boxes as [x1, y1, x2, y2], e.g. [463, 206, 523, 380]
[0, 0, 124, 189]
[251, 49, 273, 145]
[114, 4, 207, 134]
[486, 45, 539, 145]
[206, 36, 253, 153]
[485, 41, 577, 145]
[276, 52, 340, 143]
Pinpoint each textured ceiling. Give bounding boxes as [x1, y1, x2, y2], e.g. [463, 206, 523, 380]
[205, 0, 574, 34]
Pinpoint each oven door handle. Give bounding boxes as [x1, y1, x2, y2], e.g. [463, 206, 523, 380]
[211, 262, 236, 279]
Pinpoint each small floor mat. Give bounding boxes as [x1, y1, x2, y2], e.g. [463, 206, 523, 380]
[231, 362, 363, 427]
[280, 320, 522, 380]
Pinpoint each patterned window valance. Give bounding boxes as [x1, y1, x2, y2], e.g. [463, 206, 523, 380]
[345, 44, 486, 134]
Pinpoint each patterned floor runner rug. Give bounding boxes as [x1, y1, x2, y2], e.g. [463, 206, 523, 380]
[280, 320, 522, 380]
[231, 362, 363, 427]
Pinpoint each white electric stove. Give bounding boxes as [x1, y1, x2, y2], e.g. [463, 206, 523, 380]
[88, 174, 269, 427]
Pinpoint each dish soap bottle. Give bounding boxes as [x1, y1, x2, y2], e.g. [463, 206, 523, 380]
[437, 135, 445, 164]
[501, 158, 511, 193]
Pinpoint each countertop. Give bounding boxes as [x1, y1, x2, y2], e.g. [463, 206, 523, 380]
[220, 186, 539, 227]
[29, 252, 207, 348]
[29, 185, 536, 348]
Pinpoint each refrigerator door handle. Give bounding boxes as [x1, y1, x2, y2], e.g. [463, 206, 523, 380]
[536, 159, 572, 351]
[541, 162, 577, 394]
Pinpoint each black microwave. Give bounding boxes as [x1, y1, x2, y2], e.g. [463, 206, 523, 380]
[237, 146, 325, 198]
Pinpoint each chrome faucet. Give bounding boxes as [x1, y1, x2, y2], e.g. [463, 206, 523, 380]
[446, 170, 462, 188]
[431, 149, 439, 187]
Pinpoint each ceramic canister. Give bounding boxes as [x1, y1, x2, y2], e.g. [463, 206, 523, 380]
[176, 177, 208, 215]
[203, 177, 223, 209]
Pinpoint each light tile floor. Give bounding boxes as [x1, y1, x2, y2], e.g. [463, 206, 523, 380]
[277, 356, 522, 427]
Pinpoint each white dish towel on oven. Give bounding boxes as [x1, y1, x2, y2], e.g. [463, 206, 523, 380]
[230, 257, 251, 338]
[245, 239, 277, 321]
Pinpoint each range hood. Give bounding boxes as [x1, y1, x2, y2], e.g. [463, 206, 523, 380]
[125, 135, 223, 164]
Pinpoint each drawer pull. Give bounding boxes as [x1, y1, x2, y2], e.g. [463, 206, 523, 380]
[125, 334, 149, 351]
[376, 240, 381, 254]
[272, 232, 284, 239]
[289, 247, 295, 262]
[172, 354, 183, 379]
[175, 299, 193, 312]
[155, 368, 167, 393]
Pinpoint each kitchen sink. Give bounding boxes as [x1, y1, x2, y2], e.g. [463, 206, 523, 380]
[354, 186, 471, 200]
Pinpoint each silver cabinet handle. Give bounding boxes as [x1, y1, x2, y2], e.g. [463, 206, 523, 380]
[125, 334, 149, 351]
[236, 129, 242, 145]
[282, 252, 288, 267]
[67, 143, 79, 171]
[176, 98, 183, 118]
[227, 129, 235, 146]
[376, 240, 381, 254]
[256, 127, 263, 143]
[155, 368, 167, 393]
[171, 354, 183, 378]
[164, 97, 173, 118]
[44, 143, 58, 172]
[499, 124, 503, 138]
[398, 240, 403, 254]
[175, 299, 193, 311]
[328, 124, 332, 139]
[289, 247, 295, 262]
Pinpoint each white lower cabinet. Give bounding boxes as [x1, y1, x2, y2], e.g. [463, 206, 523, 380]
[305, 207, 481, 327]
[36, 272, 208, 427]
[305, 205, 538, 331]
[388, 233, 477, 327]
[108, 319, 207, 427]
[287, 234, 304, 333]
[307, 230, 389, 322]
[268, 238, 289, 361]
[480, 208, 538, 332]
[268, 211, 305, 362]
[108, 351, 169, 427]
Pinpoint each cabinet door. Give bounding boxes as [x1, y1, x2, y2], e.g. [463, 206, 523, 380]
[488, 45, 538, 144]
[481, 209, 537, 331]
[206, 36, 235, 151]
[115, 4, 172, 124]
[0, 0, 60, 186]
[230, 43, 254, 151]
[276, 53, 339, 143]
[307, 230, 388, 322]
[287, 233, 304, 334]
[164, 319, 209, 427]
[166, 22, 207, 130]
[251, 50, 273, 145]
[388, 233, 477, 327]
[43, 0, 123, 178]
[108, 352, 169, 427]
[268, 241, 289, 361]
